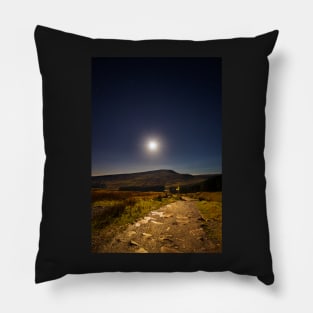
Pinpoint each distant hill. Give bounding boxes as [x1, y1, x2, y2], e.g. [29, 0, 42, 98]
[168, 174, 222, 193]
[92, 169, 221, 192]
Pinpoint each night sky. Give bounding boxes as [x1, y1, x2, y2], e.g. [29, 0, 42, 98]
[92, 57, 222, 176]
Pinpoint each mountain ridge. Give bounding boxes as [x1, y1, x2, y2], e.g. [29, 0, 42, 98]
[92, 169, 221, 191]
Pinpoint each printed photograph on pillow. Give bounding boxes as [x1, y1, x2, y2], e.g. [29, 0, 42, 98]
[91, 57, 222, 253]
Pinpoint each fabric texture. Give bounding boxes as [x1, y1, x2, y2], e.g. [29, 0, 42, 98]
[34, 25, 278, 285]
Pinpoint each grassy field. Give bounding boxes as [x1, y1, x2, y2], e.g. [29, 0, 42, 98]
[188, 192, 222, 251]
[91, 190, 178, 252]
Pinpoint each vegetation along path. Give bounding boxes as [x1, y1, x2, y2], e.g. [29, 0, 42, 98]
[100, 198, 221, 253]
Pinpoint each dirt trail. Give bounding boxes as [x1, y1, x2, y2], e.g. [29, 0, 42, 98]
[101, 199, 217, 253]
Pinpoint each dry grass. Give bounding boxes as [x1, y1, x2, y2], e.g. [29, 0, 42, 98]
[92, 189, 165, 202]
[193, 192, 222, 252]
[187, 191, 222, 202]
[91, 190, 175, 252]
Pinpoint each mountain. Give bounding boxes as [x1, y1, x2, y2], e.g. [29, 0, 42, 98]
[92, 169, 221, 191]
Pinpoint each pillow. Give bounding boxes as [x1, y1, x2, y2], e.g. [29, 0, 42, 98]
[34, 25, 278, 285]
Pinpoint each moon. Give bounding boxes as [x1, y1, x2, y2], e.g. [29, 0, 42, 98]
[147, 140, 158, 151]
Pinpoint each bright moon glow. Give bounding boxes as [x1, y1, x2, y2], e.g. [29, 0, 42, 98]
[148, 141, 158, 151]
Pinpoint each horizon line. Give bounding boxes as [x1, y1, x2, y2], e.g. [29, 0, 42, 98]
[92, 168, 222, 177]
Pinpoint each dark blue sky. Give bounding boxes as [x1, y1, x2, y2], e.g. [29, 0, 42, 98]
[92, 57, 221, 176]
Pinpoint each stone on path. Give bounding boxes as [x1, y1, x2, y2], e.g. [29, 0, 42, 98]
[160, 246, 181, 253]
[130, 240, 140, 246]
[135, 247, 148, 253]
[159, 234, 173, 242]
[151, 220, 163, 225]
[144, 216, 154, 221]
[151, 211, 164, 217]
[163, 213, 173, 218]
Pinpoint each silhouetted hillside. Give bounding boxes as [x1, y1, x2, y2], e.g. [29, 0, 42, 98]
[91, 169, 219, 191]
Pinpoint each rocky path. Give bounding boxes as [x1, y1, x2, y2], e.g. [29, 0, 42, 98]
[101, 199, 217, 253]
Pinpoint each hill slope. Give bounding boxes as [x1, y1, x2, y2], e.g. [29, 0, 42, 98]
[92, 169, 220, 191]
